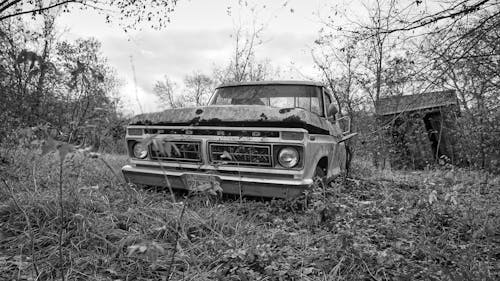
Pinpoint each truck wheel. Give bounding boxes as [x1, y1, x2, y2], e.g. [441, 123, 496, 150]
[345, 144, 352, 176]
[313, 165, 326, 187]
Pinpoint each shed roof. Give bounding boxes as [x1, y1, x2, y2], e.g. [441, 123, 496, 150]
[375, 90, 458, 116]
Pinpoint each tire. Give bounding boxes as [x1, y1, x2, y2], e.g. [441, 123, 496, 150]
[313, 165, 326, 187]
[345, 144, 352, 176]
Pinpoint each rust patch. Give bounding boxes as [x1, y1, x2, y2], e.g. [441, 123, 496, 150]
[128, 105, 331, 134]
[283, 115, 303, 123]
[279, 108, 293, 114]
[190, 116, 201, 124]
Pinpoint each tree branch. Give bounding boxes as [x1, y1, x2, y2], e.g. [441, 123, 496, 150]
[0, 0, 83, 21]
[378, 0, 493, 34]
[0, 0, 21, 15]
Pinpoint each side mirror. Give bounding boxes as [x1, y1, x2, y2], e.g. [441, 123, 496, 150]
[327, 104, 338, 121]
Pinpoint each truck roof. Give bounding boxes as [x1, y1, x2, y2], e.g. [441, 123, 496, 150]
[217, 80, 324, 88]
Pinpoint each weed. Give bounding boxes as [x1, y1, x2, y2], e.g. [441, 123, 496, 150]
[0, 148, 499, 280]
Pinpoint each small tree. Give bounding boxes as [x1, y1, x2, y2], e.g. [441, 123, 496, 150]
[212, 0, 280, 84]
[153, 75, 183, 109]
[183, 71, 215, 106]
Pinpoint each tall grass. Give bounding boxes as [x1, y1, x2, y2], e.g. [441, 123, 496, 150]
[1, 147, 499, 280]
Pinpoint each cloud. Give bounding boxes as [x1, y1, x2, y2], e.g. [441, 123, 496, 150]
[101, 28, 233, 94]
[120, 77, 162, 115]
[56, 0, 328, 113]
[107, 29, 321, 113]
[259, 31, 317, 65]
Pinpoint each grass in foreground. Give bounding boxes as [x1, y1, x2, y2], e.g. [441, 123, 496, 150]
[0, 148, 499, 280]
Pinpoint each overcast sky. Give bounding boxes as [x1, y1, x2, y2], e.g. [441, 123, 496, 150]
[56, 0, 332, 115]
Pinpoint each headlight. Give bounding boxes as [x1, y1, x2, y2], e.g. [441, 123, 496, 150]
[133, 142, 148, 159]
[278, 147, 299, 168]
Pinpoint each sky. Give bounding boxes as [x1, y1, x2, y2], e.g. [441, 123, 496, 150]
[56, 0, 332, 115]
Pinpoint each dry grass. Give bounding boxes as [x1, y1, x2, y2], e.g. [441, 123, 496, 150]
[0, 147, 499, 280]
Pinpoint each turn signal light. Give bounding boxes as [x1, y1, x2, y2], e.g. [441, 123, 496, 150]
[281, 131, 304, 141]
[128, 128, 143, 136]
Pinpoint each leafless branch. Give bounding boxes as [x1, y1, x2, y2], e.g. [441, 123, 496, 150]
[0, 0, 21, 14]
[377, 0, 494, 34]
[0, 0, 84, 21]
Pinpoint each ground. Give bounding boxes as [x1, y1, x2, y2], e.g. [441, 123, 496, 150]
[0, 148, 499, 280]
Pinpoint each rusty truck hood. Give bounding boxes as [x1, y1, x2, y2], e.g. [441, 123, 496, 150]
[129, 105, 332, 134]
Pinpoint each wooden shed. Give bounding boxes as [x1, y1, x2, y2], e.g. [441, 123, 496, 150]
[375, 90, 459, 169]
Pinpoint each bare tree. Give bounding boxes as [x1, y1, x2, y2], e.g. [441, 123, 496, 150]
[357, 0, 401, 103]
[153, 76, 183, 109]
[213, 1, 280, 84]
[424, 10, 500, 170]
[183, 71, 214, 106]
[312, 38, 360, 117]
[230, 20, 264, 82]
[33, 3, 58, 122]
[361, 0, 500, 67]
[374, 0, 498, 34]
[316, 0, 412, 169]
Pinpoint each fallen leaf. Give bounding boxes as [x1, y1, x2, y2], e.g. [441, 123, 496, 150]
[303, 267, 315, 275]
[128, 244, 148, 256]
[58, 142, 75, 161]
[428, 190, 438, 205]
[221, 151, 232, 160]
[41, 137, 57, 156]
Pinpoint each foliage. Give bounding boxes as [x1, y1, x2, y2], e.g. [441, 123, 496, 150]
[0, 0, 178, 30]
[0, 145, 499, 280]
[314, 0, 500, 171]
[1, 4, 499, 279]
[425, 9, 500, 172]
[0, 18, 126, 153]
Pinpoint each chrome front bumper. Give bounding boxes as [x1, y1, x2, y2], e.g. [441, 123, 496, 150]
[121, 164, 312, 199]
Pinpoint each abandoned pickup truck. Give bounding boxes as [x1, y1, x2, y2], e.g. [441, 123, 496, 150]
[122, 81, 355, 198]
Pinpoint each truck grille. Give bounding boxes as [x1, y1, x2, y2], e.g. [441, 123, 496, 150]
[150, 141, 201, 162]
[144, 128, 279, 138]
[209, 143, 272, 167]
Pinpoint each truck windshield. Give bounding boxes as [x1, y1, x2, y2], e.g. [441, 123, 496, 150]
[210, 85, 323, 116]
